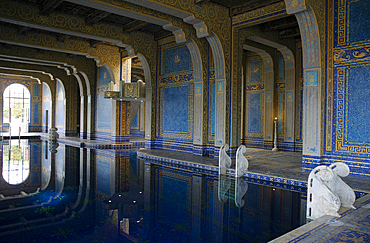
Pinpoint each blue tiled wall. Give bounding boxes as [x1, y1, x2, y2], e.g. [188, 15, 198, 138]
[162, 85, 189, 133]
[346, 66, 370, 143]
[348, 0, 370, 43]
[249, 93, 261, 132]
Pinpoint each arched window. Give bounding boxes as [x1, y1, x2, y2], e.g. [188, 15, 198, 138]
[2, 140, 30, 185]
[3, 84, 30, 134]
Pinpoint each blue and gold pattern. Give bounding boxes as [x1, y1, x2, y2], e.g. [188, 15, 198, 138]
[159, 73, 194, 85]
[334, 47, 370, 65]
[245, 84, 264, 91]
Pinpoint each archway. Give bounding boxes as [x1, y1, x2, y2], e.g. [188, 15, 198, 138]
[3, 83, 30, 135]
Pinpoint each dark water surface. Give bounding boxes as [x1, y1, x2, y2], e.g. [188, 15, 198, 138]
[0, 139, 306, 242]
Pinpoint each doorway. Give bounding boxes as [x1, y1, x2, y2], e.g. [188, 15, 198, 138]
[3, 84, 30, 135]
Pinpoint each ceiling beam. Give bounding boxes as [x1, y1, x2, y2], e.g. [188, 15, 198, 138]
[56, 33, 71, 43]
[89, 40, 101, 48]
[18, 26, 32, 35]
[261, 16, 298, 31]
[231, 0, 282, 17]
[194, 0, 211, 4]
[122, 20, 150, 32]
[155, 30, 172, 40]
[85, 10, 111, 26]
[278, 27, 300, 39]
[40, 0, 64, 15]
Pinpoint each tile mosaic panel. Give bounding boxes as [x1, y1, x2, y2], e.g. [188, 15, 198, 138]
[162, 85, 189, 133]
[335, 0, 370, 47]
[158, 84, 194, 140]
[249, 93, 261, 133]
[345, 65, 370, 144]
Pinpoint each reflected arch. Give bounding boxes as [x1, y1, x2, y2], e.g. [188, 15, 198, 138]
[2, 140, 30, 185]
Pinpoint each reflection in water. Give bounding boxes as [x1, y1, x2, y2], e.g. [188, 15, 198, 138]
[235, 177, 248, 208]
[218, 175, 249, 208]
[2, 140, 29, 185]
[218, 174, 231, 203]
[0, 140, 306, 243]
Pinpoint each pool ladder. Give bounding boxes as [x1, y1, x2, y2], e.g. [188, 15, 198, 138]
[218, 144, 249, 177]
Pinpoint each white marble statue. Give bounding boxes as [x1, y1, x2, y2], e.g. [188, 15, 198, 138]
[327, 163, 356, 209]
[219, 144, 231, 175]
[307, 165, 340, 220]
[236, 145, 248, 177]
[307, 163, 355, 221]
[235, 177, 248, 208]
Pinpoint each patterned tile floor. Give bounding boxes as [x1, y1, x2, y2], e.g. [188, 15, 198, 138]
[272, 194, 370, 242]
[6, 133, 370, 242]
[137, 147, 370, 194]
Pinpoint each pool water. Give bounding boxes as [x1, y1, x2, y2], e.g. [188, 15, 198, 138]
[0, 140, 306, 242]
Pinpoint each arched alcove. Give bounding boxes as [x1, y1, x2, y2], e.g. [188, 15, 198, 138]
[55, 78, 66, 136]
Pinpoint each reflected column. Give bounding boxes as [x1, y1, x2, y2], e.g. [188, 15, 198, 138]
[191, 173, 202, 240]
[213, 178, 225, 242]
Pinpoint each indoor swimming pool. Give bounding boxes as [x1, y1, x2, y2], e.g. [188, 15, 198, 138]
[0, 139, 307, 242]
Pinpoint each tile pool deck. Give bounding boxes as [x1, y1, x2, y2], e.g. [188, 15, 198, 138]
[4, 133, 370, 242]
